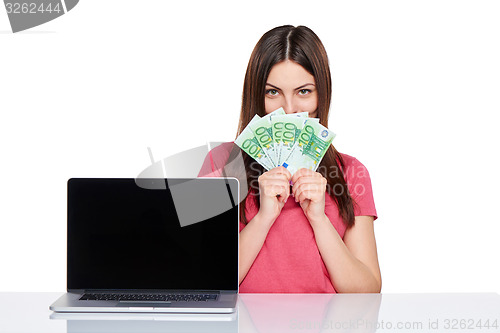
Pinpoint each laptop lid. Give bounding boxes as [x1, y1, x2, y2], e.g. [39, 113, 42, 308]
[67, 178, 239, 292]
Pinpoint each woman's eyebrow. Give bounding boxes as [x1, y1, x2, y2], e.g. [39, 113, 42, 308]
[266, 83, 316, 90]
[265, 83, 281, 90]
[295, 83, 315, 89]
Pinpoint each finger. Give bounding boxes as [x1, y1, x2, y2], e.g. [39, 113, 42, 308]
[261, 182, 286, 197]
[290, 168, 304, 185]
[269, 182, 287, 198]
[275, 183, 289, 198]
[295, 188, 310, 203]
[259, 176, 290, 193]
[280, 180, 291, 201]
[283, 182, 291, 203]
[296, 189, 321, 204]
[290, 168, 315, 184]
[261, 177, 293, 189]
[284, 184, 291, 203]
[264, 171, 292, 183]
[292, 176, 323, 189]
[293, 183, 323, 202]
[273, 165, 292, 180]
[293, 183, 307, 202]
[292, 175, 325, 195]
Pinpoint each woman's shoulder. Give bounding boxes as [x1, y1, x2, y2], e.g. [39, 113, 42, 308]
[199, 141, 238, 177]
[336, 152, 372, 182]
[203, 141, 234, 161]
[337, 152, 366, 169]
[208, 141, 236, 156]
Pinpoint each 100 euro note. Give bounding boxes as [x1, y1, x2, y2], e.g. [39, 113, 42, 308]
[234, 114, 274, 170]
[281, 120, 336, 175]
[248, 108, 285, 167]
[271, 112, 309, 166]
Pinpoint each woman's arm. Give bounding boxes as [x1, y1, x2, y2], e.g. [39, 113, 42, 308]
[239, 212, 273, 284]
[310, 214, 382, 293]
[291, 168, 381, 293]
[239, 166, 292, 285]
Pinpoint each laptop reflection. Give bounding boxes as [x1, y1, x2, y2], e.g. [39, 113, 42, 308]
[50, 312, 237, 333]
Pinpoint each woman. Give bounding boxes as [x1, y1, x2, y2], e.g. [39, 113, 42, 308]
[200, 25, 381, 293]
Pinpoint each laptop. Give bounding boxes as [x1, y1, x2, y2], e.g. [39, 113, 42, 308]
[50, 177, 239, 313]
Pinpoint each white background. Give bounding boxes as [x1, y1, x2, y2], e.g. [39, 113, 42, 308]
[0, 0, 499, 293]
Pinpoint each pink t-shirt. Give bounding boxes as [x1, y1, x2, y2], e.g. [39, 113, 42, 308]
[199, 142, 377, 293]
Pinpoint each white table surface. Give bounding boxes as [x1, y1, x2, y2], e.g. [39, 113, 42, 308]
[0, 292, 499, 332]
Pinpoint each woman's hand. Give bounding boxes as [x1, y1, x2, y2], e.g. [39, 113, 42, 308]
[291, 168, 328, 223]
[257, 166, 292, 223]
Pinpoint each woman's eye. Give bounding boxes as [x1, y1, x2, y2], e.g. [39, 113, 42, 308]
[298, 89, 311, 95]
[266, 89, 279, 96]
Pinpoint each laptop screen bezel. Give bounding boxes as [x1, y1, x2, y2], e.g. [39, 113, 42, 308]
[66, 177, 239, 293]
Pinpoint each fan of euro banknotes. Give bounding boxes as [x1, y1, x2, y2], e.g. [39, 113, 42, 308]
[235, 108, 336, 175]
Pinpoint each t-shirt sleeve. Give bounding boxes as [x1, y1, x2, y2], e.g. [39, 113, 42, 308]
[344, 156, 378, 221]
[197, 149, 218, 177]
[197, 143, 232, 178]
[198, 143, 246, 229]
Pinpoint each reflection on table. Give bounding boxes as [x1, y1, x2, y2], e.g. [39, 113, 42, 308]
[239, 293, 381, 333]
[0, 292, 499, 333]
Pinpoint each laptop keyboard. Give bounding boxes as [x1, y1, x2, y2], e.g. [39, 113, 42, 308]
[80, 293, 218, 302]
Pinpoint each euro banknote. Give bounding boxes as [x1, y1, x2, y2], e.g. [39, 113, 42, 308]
[234, 108, 335, 174]
[248, 108, 286, 168]
[234, 114, 274, 170]
[281, 120, 336, 175]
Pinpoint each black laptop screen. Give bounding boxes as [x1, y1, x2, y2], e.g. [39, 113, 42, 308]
[67, 178, 239, 291]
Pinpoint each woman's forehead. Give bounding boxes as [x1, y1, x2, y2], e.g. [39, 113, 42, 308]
[266, 61, 315, 87]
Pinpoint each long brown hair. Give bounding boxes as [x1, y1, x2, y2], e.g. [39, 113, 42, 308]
[233, 25, 356, 228]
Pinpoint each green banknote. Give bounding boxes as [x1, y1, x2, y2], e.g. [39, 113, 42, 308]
[281, 120, 336, 175]
[248, 108, 285, 167]
[234, 108, 333, 174]
[268, 107, 286, 117]
[271, 112, 309, 166]
[235, 114, 274, 170]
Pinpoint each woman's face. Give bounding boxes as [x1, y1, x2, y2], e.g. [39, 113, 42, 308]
[265, 60, 318, 117]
